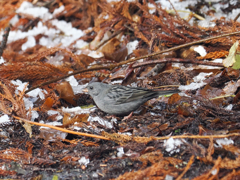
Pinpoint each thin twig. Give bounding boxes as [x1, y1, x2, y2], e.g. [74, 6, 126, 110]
[25, 64, 112, 93]
[123, 31, 240, 65]
[25, 31, 240, 93]
[234, 12, 240, 22]
[133, 58, 224, 68]
[13, 116, 240, 142]
[176, 155, 195, 180]
[13, 116, 110, 140]
[155, 133, 240, 140]
[0, 26, 10, 57]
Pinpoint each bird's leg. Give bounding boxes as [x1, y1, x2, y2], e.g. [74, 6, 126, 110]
[122, 112, 133, 121]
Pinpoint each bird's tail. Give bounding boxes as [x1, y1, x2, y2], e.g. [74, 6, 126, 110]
[156, 89, 180, 96]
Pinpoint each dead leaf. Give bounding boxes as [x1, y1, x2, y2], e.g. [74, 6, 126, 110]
[223, 41, 239, 67]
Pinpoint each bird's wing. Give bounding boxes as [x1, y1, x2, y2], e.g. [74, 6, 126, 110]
[106, 85, 155, 105]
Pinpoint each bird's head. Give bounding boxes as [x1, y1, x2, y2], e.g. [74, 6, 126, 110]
[86, 82, 104, 97]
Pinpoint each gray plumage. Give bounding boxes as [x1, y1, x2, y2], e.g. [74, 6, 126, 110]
[87, 82, 180, 116]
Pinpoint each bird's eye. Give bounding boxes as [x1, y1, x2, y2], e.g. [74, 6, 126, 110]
[89, 86, 93, 90]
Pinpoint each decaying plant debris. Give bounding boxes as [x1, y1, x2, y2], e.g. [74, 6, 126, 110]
[1, 0, 240, 179]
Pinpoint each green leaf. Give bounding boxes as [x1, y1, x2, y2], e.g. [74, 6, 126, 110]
[52, 175, 59, 180]
[232, 53, 240, 69]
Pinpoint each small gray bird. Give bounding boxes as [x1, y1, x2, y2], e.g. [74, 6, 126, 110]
[86, 82, 180, 116]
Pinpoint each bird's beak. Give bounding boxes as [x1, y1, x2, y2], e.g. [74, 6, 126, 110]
[82, 88, 88, 93]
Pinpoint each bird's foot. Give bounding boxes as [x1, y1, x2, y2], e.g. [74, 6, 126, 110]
[122, 112, 133, 121]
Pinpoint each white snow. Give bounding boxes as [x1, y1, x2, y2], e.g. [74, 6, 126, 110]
[21, 35, 36, 51]
[87, 116, 113, 129]
[78, 156, 90, 167]
[215, 138, 234, 148]
[164, 137, 183, 154]
[126, 40, 138, 55]
[0, 115, 10, 124]
[179, 72, 212, 91]
[62, 106, 91, 114]
[117, 147, 124, 158]
[0, 57, 5, 64]
[194, 46, 207, 57]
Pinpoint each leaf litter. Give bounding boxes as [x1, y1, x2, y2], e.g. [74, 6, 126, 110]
[1, 0, 240, 179]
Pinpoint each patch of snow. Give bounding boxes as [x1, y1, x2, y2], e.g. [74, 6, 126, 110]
[62, 107, 91, 114]
[198, 18, 216, 28]
[26, 88, 46, 100]
[179, 72, 212, 91]
[47, 110, 59, 115]
[212, 58, 223, 63]
[110, 80, 123, 84]
[65, 75, 78, 87]
[194, 46, 207, 57]
[29, 111, 39, 121]
[126, 40, 138, 55]
[88, 116, 113, 129]
[211, 169, 217, 175]
[225, 104, 233, 110]
[215, 138, 234, 148]
[148, 3, 156, 14]
[164, 137, 183, 154]
[39, 121, 63, 129]
[9, 15, 19, 26]
[117, 147, 124, 158]
[0, 57, 5, 64]
[21, 35, 36, 51]
[78, 157, 90, 167]
[74, 39, 89, 49]
[87, 50, 104, 58]
[0, 115, 10, 124]
[16, 1, 53, 21]
[11, 79, 28, 93]
[23, 97, 34, 110]
[53, 5, 65, 15]
[48, 53, 64, 66]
